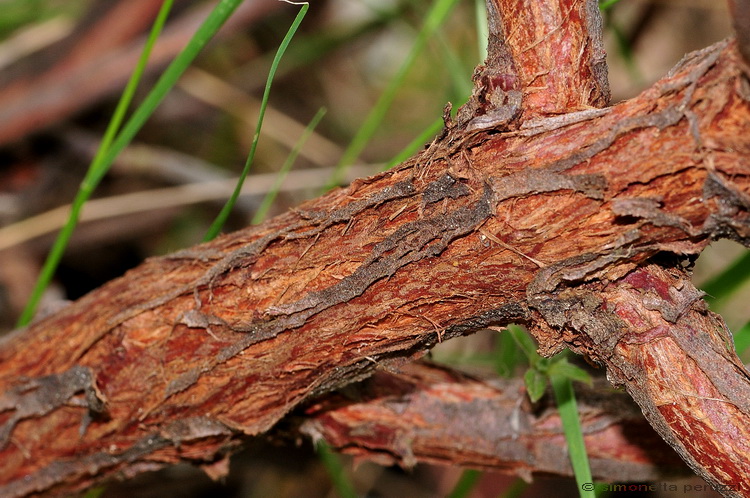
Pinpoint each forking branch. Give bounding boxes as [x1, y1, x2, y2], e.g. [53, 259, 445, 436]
[1, 1, 750, 496]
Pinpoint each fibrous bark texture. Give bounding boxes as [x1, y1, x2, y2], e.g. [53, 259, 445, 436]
[1, 1, 750, 496]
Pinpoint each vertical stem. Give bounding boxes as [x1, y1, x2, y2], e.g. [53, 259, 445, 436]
[485, 0, 610, 115]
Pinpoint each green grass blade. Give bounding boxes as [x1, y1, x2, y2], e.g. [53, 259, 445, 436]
[599, 0, 623, 10]
[251, 107, 326, 224]
[16, 0, 176, 327]
[316, 441, 358, 498]
[93, 0, 175, 184]
[382, 14, 477, 173]
[0, 0, 81, 37]
[701, 251, 750, 305]
[550, 375, 595, 498]
[436, 31, 474, 99]
[733, 321, 750, 355]
[549, 357, 593, 386]
[507, 324, 541, 365]
[204, 3, 309, 241]
[499, 478, 529, 498]
[447, 469, 482, 498]
[264, 3, 405, 83]
[494, 329, 523, 378]
[474, 0, 488, 61]
[324, 0, 462, 190]
[91, 0, 244, 183]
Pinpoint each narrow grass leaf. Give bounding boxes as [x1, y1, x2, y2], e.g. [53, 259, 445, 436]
[205, 3, 309, 240]
[0, 0, 76, 36]
[524, 368, 547, 403]
[251, 107, 326, 224]
[507, 324, 541, 364]
[447, 469, 482, 498]
[267, 4, 405, 83]
[701, 251, 750, 306]
[316, 441, 358, 498]
[436, 30, 474, 99]
[506, 325, 595, 494]
[548, 358, 593, 386]
[494, 330, 523, 378]
[92, 0, 175, 184]
[550, 375, 595, 498]
[17, 0, 175, 327]
[734, 321, 750, 355]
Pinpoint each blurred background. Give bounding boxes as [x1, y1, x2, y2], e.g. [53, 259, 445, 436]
[0, 0, 744, 496]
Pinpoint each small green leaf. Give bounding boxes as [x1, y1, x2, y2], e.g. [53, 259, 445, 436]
[535, 356, 551, 374]
[493, 330, 524, 378]
[507, 324, 541, 363]
[524, 368, 547, 402]
[548, 358, 593, 386]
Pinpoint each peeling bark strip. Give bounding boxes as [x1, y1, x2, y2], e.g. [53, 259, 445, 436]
[0, 366, 105, 449]
[1, 1, 750, 495]
[299, 361, 690, 482]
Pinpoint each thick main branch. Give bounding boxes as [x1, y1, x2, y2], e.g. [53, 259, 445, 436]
[2, 0, 750, 494]
[0, 35, 748, 496]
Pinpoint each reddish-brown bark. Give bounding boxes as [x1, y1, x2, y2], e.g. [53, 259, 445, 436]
[532, 260, 750, 495]
[1, 1, 750, 496]
[299, 361, 689, 482]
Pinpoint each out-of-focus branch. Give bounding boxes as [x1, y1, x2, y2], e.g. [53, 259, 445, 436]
[0, 0, 284, 146]
[299, 361, 689, 482]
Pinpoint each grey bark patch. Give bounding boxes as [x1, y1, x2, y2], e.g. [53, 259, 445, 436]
[0, 366, 105, 449]
[422, 173, 470, 205]
[612, 197, 693, 232]
[491, 169, 607, 202]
